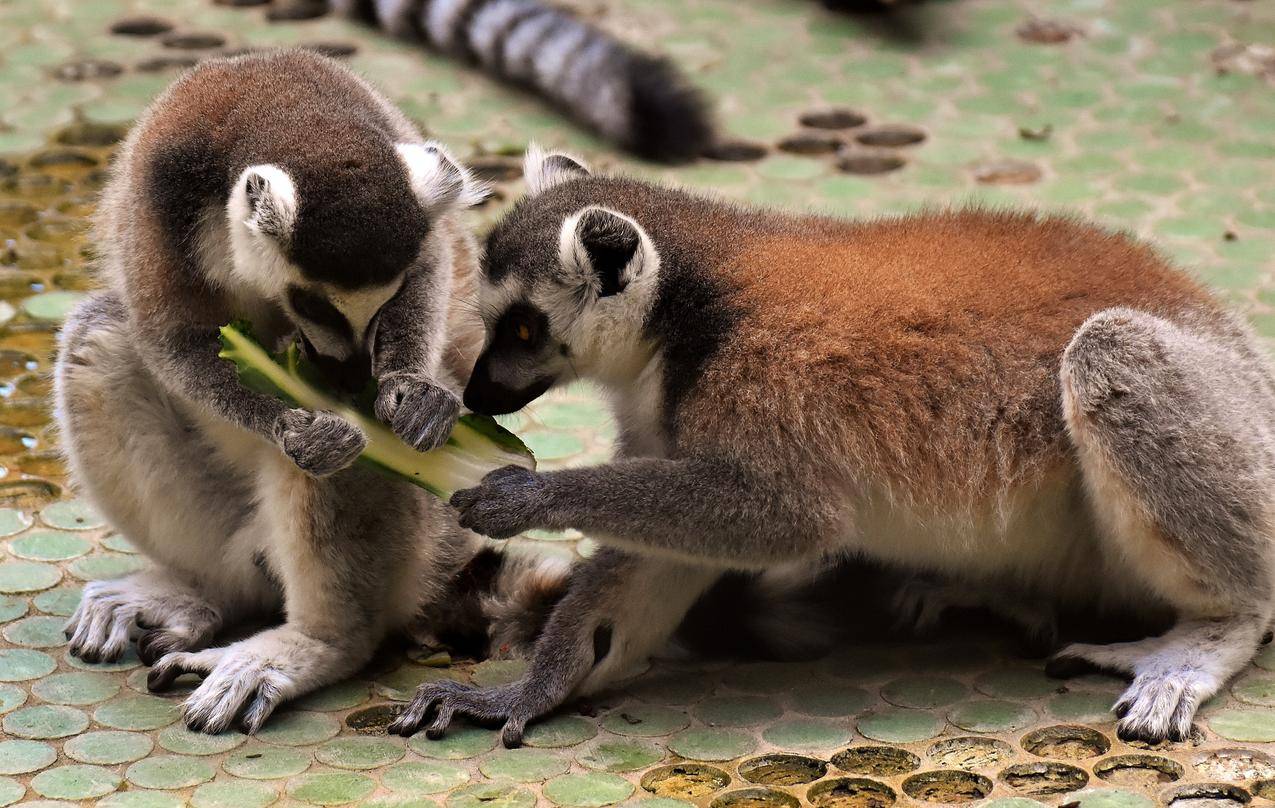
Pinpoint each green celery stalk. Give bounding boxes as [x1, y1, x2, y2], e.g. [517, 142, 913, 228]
[218, 322, 533, 498]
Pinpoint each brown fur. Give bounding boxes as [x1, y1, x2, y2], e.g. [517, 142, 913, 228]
[685, 209, 1217, 509]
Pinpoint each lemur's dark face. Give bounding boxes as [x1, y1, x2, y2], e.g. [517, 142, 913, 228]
[464, 301, 561, 415]
[229, 142, 485, 392]
[464, 148, 659, 415]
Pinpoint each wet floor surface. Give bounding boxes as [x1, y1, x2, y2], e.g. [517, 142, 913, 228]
[2, 0, 1275, 805]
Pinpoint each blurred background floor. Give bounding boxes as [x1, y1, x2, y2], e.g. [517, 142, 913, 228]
[1, 0, 1275, 805]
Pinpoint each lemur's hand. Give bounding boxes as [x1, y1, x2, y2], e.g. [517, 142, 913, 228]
[273, 408, 366, 477]
[375, 372, 461, 453]
[450, 466, 550, 539]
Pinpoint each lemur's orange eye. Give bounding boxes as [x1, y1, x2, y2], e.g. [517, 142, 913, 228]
[517, 323, 532, 341]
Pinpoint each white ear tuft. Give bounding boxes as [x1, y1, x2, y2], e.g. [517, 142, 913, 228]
[524, 143, 590, 196]
[397, 141, 489, 211]
[557, 206, 654, 298]
[238, 164, 297, 242]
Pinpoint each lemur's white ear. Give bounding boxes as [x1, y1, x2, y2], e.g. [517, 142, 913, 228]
[240, 164, 297, 242]
[397, 142, 489, 211]
[524, 143, 589, 196]
[557, 206, 655, 298]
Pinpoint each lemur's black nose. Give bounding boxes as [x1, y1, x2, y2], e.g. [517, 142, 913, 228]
[463, 353, 554, 415]
[300, 336, 371, 395]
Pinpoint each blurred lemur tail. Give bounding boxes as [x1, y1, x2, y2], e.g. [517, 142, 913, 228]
[331, 0, 715, 162]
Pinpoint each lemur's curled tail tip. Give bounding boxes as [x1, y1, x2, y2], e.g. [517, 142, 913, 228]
[331, 0, 715, 162]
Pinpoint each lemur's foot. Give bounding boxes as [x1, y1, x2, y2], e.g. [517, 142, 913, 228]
[1048, 640, 1200, 743]
[1047, 617, 1261, 745]
[148, 627, 349, 734]
[389, 679, 535, 748]
[450, 466, 550, 539]
[65, 573, 220, 664]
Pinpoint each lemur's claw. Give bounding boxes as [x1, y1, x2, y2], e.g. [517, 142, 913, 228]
[449, 466, 549, 539]
[375, 373, 460, 452]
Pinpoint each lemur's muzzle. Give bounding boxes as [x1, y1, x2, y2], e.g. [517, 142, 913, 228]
[300, 335, 372, 395]
[463, 352, 554, 416]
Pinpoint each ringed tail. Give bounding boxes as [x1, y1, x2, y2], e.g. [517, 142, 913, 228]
[331, 0, 715, 162]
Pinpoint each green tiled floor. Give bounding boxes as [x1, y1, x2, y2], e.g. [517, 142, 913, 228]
[2, 0, 1275, 804]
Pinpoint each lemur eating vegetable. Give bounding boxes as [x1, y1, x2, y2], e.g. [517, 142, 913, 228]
[391, 147, 1275, 746]
[52, 49, 552, 733]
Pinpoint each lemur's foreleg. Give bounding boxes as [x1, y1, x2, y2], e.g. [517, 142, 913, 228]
[451, 460, 836, 567]
[390, 548, 718, 746]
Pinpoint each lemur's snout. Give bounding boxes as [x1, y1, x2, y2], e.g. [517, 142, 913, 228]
[463, 352, 554, 416]
[300, 335, 372, 394]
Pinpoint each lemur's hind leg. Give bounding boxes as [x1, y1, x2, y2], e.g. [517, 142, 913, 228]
[1051, 307, 1275, 743]
[149, 462, 442, 734]
[54, 293, 273, 663]
[390, 548, 719, 747]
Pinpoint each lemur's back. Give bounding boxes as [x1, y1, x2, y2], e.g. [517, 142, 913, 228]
[675, 207, 1223, 505]
[96, 50, 423, 315]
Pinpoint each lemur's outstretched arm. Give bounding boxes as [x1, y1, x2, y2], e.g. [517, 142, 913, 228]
[372, 266, 462, 452]
[451, 458, 834, 566]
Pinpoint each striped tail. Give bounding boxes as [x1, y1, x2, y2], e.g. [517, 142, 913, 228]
[333, 0, 715, 162]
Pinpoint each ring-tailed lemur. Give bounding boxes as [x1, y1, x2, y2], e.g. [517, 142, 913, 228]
[329, 0, 713, 162]
[52, 49, 511, 733]
[389, 147, 1275, 746]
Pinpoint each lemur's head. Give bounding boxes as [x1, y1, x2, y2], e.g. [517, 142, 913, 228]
[466, 146, 660, 415]
[226, 140, 485, 391]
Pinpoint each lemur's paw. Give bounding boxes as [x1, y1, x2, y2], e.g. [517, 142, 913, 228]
[1113, 669, 1208, 744]
[65, 576, 219, 664]
[148, 644, 293, 734]
[274, 408, 366, 476]
[450, 466, 550, 540]
[374, 372, 461, 452]
[389, 679, 534, 748]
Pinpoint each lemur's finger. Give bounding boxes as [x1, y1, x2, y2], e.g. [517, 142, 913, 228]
[449, 488, 482, 510]
[426, 700, 457, 739]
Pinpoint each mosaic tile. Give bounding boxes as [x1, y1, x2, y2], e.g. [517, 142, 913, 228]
[2, 0, 1275, 803]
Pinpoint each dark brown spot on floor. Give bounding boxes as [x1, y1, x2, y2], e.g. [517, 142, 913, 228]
[1016, 16, 1082, 44]
[160, 31, 227, 49]
[267, 0, 330, 21]
[704, 139, 769, 162]
[972, 158, 1042, 184]
[799, 107, 868, 129]
[855, 125, 927, 147]
[109, 16, 174, 36]
[54, 60, 124, 81]
[837, 151, 905, 175]
[137, 55, 201, 72]
[777, 131, 845, 155]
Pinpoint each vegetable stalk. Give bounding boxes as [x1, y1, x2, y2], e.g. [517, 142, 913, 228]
[218, 322, 533, 498]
